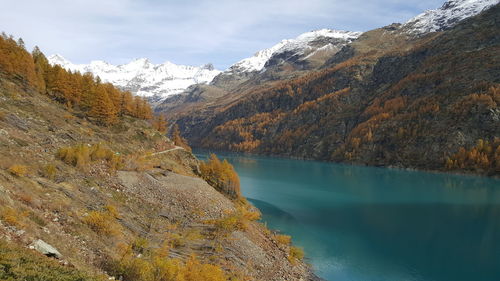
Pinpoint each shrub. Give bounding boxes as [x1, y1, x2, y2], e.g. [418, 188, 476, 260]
[83, 209, 120, 237]
[7, 164, 28, 177]
[275, 234, 291, 246]
[57, 143, 123, 170]
[112, 244, 229, 281]
[57, 144, 90, 167]
[105, 204, 120, 218]
[288, 246, 305, 264]
[131, 238, 149, 254]
[43, 164, 57, 180]
[240, 207, 261, 221]
[183, 255, 227, 281]
[213, 212, 246, 233]
[199, 154, 241, 199]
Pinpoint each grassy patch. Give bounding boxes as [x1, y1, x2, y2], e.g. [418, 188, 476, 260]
[0, 240, 105, 281]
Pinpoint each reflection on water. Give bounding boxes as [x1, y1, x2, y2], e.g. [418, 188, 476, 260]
[195, 151, 500, 281]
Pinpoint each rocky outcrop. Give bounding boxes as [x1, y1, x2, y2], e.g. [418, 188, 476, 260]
[29, 239, 62, 259]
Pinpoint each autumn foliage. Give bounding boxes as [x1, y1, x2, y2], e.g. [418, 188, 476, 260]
[112, 244, 229, 281]
[171, 124, 192, 152]
[152, 114, 168, 134]
[199, 154, 241, 199]
[0, 33, 152, 125]
[445, 138, 500, 174]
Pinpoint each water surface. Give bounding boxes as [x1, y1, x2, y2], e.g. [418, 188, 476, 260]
[195, 151, 500, 281]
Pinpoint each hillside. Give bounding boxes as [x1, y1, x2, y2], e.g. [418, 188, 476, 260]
[0, 35, 317, 280]
[167, 3, 500, 176]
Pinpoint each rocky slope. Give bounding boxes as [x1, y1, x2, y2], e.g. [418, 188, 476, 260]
[0, 68, 317, 280]
[48, 55, 221, 103]
[166, 1, 500, 176]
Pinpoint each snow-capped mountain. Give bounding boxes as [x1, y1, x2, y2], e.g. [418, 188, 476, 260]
[227, 29, 362, 74]
[403, 0, 499, 35]
[48, 55, 221, 102]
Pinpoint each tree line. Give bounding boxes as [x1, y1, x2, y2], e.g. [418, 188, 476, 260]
[0, 33, 152, 125]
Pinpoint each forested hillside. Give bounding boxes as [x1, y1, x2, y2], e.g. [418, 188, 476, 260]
[171, 4, 500, 176]
[0, 33, 316, 280]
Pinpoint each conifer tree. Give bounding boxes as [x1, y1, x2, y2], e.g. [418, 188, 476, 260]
[32, 46, 49, 92]
[153, 114, 168, 134]
[120, 91, 134, 116]
[90, 85, 117, 125]
[172, 124, 191, 151]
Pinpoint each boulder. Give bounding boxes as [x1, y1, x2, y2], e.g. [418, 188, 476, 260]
[29, 239, 62, 259]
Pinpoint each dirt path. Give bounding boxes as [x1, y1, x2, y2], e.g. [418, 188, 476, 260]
[151, 146, 184, 156]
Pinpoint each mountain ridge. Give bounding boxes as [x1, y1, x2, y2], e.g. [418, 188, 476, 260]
[47, 54, 221, 103]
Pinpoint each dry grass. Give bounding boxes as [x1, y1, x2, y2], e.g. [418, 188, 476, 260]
[0, 207, 27, 227]
[43, 164, 57, 180]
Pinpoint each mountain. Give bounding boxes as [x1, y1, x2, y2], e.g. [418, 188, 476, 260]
[163, 0, 500, 176]
[227, 29, 362, 74]
[48, 54, 221, 103]
[155, 29, 362, 114]
[402, 0, 499, 34]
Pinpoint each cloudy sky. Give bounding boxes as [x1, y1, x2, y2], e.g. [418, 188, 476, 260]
[1, 0, 443, 69]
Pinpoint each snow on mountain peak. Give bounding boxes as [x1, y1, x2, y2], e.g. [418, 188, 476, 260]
[227, 29, 362, 73]
[403, 0, 499, 35]
[47, 55, 221, 102]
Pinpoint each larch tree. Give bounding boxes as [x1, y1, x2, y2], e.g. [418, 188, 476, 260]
[172, 124, 191, 152]
[90, 85, 117, 125]
[153, 114, 168, 134]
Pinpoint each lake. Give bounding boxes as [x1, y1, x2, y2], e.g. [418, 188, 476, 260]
[195, 151, 500, 281]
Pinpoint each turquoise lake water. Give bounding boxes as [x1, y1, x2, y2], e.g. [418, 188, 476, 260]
[195, 152, 500, 281]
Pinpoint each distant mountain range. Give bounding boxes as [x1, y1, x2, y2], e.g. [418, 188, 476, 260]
[47, 55, 221, 103]
[48, 0, 498, 104]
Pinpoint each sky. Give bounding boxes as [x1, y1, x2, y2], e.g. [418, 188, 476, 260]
[0, 0, 444, 70]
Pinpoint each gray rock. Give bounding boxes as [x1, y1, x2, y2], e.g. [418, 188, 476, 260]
[29, 239, 62, 259]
